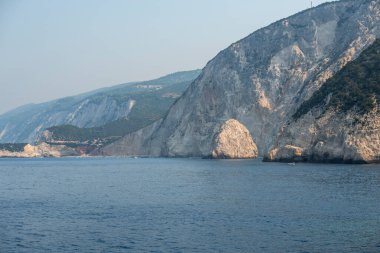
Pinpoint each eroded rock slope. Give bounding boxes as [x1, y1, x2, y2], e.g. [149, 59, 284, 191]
[102, 0, 380, 161]
[0, 70, 200, 144]
[267, 39, 380, 163]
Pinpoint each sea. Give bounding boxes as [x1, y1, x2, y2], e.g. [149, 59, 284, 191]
[0, 157, 379, 252]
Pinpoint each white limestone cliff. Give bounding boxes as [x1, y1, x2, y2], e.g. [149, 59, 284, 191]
[101, 0, 380, 161]
[267, 107, 380, 163]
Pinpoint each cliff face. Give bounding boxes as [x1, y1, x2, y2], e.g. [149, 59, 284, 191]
[102, 0, 380, 160]
[267, 107, 380, 163]
[0, 70, 200, 144]
[267, 39, 380, 163]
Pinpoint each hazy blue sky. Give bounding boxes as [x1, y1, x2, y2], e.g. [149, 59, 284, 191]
[0, 0, 330, 114]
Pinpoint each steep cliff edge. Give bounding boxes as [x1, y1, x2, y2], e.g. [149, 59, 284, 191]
[266, 39, 380, 163]
[102, 0, 380, 160]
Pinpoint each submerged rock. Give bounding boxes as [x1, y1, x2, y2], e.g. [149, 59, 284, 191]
[211, 119, 258, 159]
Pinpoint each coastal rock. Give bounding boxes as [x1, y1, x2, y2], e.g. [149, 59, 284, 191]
[0, 142, 78, 158]
[267, 145, 305, 162]
[101, 0, 380, 161]
[211, 119, 258, 159]
[266, 37, 380, 163]
[267, 107, 380, 163]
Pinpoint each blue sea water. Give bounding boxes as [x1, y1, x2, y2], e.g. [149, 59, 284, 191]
[0, 157, 380, 253]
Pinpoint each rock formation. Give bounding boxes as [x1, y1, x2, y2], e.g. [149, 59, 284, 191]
[211, 119, 258, 159]
[266, 37, 380, 163]
[0, 143, 78, 158]
[267, 106, 380, 163]
[101, 0, 380, 162]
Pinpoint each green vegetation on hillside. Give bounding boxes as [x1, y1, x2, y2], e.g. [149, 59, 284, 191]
[48, 95, 171, 142]
[47, 78, 194, 143]
[293, 39, 380, 119]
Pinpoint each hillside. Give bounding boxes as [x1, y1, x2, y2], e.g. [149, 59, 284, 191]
[293, 39, 380, 119]
[0, 70, 201, 144]
[44, 77, 195, 144]
[267, 39, 380, 163]
[100, 0, 380, 163]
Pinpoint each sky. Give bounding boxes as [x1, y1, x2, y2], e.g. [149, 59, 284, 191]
[0, 0, 330, 114]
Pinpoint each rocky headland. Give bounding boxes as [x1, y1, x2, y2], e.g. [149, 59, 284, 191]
[99, 0, 380, 163]
[2, 0, 380, 163]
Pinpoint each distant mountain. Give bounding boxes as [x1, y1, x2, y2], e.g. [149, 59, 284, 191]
[0, 70, 201, 143]
[101, 0, 380, 163]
